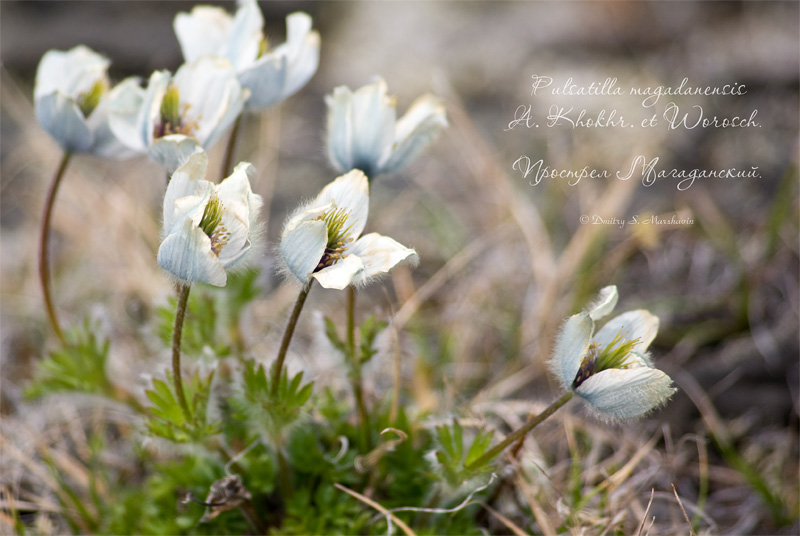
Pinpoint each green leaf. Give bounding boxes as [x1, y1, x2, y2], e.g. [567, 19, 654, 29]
[324, 316, 347, 354]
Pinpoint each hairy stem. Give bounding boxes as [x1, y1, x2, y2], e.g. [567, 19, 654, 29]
[172, 284, 192, 422]
[347, 286, 372, 452]
[38, 151, 72, 344]
[271, 281, 312, 396]
[466, 391, 574, 471]
[220, 115, 243, 180]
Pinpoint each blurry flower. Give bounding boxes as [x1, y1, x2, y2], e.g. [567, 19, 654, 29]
[157, 151, 262, 287]
[34, 45, 135, 158]
[326, 77, 447, 178]
[549, 286, 676, 420]
[174, 1, 319, 111]
[280, 169, 417, 289]
[109, 57, 244, 171]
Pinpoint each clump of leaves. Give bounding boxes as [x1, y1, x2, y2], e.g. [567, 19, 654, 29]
[146, 370, 220, 443]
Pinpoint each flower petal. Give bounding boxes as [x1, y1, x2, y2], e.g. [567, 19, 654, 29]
[158, 218, 227, 286]
[280, 220, 327, 284]
[34, 45, 109, 100]
[277, 12, 320, 98]
[35, 92, 93, 152]
[349, 78, 395, 176]
[325, 85, 354, 172]
[174, 5, 233, 63]
[150, 135, 205, 174]
[86, 78, 141, 159]
[587, 285, 618, 320]
[349, 233, 418, 286]
[312, 255, 364, 290]
[316, 170, 369, 238]
[576, 367, 676, 420]
[215, 162, 263, 267]
[162, 150, 210, 231]
[549, 312, 593, 390]
[594, 309, 659, 354]
[238, 54, 287, 110]
[382, 94, 447, 175]
[173, 57, 244, 148]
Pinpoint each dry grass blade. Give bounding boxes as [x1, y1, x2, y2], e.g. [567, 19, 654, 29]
[333, 483, 416, 536]
[672, 483, 696, 536]
[634, 489, 655, 536]
[479, 501, 530, 536]
[515, 472, 557, 536]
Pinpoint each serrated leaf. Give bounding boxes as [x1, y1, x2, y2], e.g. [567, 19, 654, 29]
[324, 317, 347, 354]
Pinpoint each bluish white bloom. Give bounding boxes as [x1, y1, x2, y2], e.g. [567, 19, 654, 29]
[158, 151, 262, 287]
[174, 1, 320, 111]
[34, 45, 135, 158]
[108, 57, 244, 171]
[280, 169, 418, 289]
[549, 286, 676, 420]
[326, 77, 447, 178]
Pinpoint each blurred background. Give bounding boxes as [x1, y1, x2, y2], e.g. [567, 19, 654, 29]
[2, 1, 798, 534]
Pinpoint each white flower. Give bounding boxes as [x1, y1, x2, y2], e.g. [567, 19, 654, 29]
[326, 77, 447, 178]
[279, 169, 417, 289]
[34, 45, 135, 158]
[157, 151, 262, 287]
[174, 1, 320, 111]
[108, 57, 244, 171]
[549, 286, 676, 420]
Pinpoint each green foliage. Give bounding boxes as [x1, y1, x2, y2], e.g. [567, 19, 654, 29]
[157, 269, 262, 358]
[359, 314, 387, 365]
[434, 419, 495, 487]
[240, 360, 313, 438]
[26, 320, 113, 399]
[145, 371, 221, 443]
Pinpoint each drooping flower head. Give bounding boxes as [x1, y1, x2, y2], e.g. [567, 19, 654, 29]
[279, 169, 418, 289]
[158, 150, 262, 287]
[174, 1, 320, 111]
[109, 57, 245, 171]
[549, 286, 676, 420]
[34, 45, 136, 158]
[326, 77, 448, 179]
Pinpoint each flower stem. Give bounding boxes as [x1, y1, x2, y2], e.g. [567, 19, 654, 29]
[38, 151, 72, 345]
[172, 284, 193, 423]
[271, 281, 312, 396]
[220, 115, 243, 180]
[347, 286, 372, 452]
[466, 391, 574, 471]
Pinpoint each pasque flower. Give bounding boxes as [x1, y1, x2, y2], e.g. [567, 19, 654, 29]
[108, 56, 244, 171]
[34, 45, 136, 158]
[158, 151, 262, 287]
[549, 286, 676, 420]
[279, 169, 417, 289]
[326, 77, 447, 178]
[174, 1, 320, 111]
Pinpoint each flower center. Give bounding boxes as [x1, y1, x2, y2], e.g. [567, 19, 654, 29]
[77, 78, 109, 117]
[154, 83, 199, 139]
[199, 195, 230, 257]
[314, 207, 355, 271]
[258, 36, 270, 58]
[572, 330, 640, 389]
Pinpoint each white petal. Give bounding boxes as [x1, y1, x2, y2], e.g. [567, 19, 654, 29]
[215, 162, 263, 267]
[158, 218, 227, 286]
[325, 86, 354, 172]
[162, 150, 210, 230]
[34, 45, 109, 100]
[107, 76, 148, 153]
[349, 78, 395, 176]
[280, 220, 327, 283]
[349, 233, 418, 286]
[174, 6, 233, 63]
[576, 367, 676, 420]
[35, 92, 93, 152]
[382, 94, 447, 175]
[173, 57, 244, 148]
[85, 79, 140, 159]
[150, 135, 205, 174]
[238, 54, 287, 110]
[312, 255, 363, 290]
[278, 12, 319, 97]
[594, 310, 659, 354]
[587, 285, 618, 320]
[549, 312, 593, 390]
[223, 0, 263, 71]
[316, 170, 370, 238]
